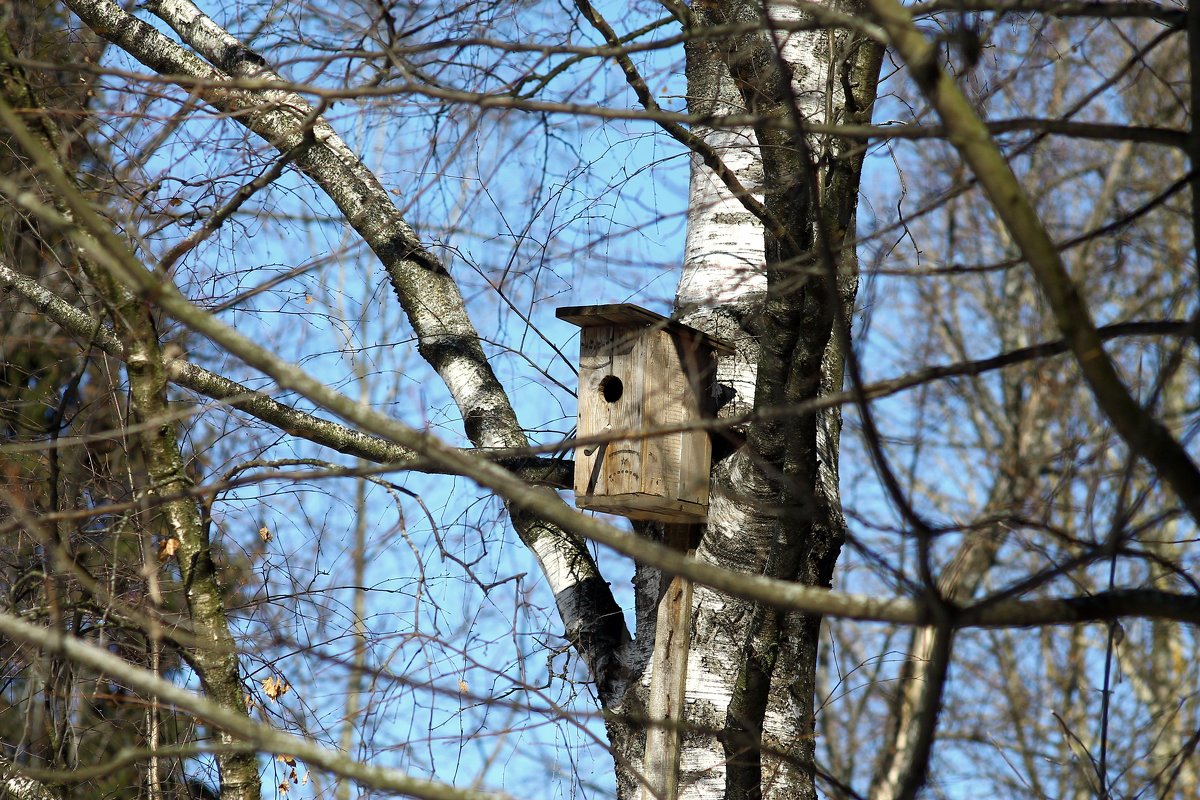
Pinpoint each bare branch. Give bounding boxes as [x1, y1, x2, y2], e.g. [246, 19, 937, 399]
[867, 0, 1200, 527]
[6, 1, 630, 694]
[910, 0, 1185, 25]
[0, 258, 572, 486]
[0, 611, 508, 800]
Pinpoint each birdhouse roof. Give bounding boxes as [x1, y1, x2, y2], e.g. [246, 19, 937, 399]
[556, 304, 734, 355]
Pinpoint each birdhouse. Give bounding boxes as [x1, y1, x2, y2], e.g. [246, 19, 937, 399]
[556, 304, 733, 522]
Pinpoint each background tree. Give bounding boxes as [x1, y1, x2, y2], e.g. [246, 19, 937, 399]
[837, 8, 1200, 798]
[0, 6, 233, 799]
[1, 2, 1198, 800]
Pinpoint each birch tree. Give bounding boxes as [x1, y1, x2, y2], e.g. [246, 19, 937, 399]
[2, 2, 1199, 800]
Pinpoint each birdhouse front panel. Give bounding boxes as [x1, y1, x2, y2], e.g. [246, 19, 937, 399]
[558, 304, 730, 523]
[576, 324, 647, 500]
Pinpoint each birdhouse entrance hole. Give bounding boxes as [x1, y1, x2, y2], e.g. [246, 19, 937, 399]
[600, 375, 623, 403]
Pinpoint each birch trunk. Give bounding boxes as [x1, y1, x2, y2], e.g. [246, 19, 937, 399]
[0, 755, 58, 800]
[605, 3, 881, 798]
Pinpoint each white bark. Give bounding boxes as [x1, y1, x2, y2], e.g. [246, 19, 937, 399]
[0, 755, 57, 800]
[679, 124, 767, 309]
[670, 4, 863, 797]
[143, 0, 519, 450]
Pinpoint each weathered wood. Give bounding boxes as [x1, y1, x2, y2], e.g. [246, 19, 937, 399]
[640, 523, 699, 800]
[671, 335, 715, 507]
[644, 329, 681, 502]
[571, 493, 708, 522]
[561, 304, 725, 522]
[557, 304, 734, 355]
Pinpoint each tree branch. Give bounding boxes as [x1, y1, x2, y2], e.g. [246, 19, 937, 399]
[867, 0, 1200, 527]
[0, 258, 574, 486]
[910, 0, 1185, 25]
[8, 92, 1200, 634]
[0, 612, 508, 800]
[0, 44, 261, 800]
[48, 0, 630, 695]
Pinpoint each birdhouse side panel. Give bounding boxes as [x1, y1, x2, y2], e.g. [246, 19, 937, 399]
[640, 329, 685, 502]
[675, 337, 716, 506]
[574, 326, 645, 500]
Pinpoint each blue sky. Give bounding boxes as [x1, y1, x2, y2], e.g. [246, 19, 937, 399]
[77, 2, 1200, 797]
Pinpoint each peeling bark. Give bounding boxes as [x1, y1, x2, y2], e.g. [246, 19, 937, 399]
[604, 3, 882, 798]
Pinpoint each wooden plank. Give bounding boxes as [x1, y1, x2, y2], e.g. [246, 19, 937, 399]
[643, 329, 683, 503]
[605, 332, 644, 496]
[576, 493, 706, 522]
[676, 342, 713, 506]
[558, 303, 665, 328]
[640, 523, 699, 800]
[574, 325, 643, 498]
[574, 326, 611, 498]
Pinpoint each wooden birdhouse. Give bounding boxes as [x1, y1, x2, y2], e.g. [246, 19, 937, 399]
[556, 304, 733, 522]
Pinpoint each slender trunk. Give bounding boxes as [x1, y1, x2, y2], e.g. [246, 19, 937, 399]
[337, 370, 372, 800]
[110, 242, 263, 800]
[0, 48, 261, 800]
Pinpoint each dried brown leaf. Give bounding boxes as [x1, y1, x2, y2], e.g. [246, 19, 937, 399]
[263, 676, 290, 701]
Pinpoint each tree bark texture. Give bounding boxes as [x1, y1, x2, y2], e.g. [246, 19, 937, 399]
[605, 3, 882, 798]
